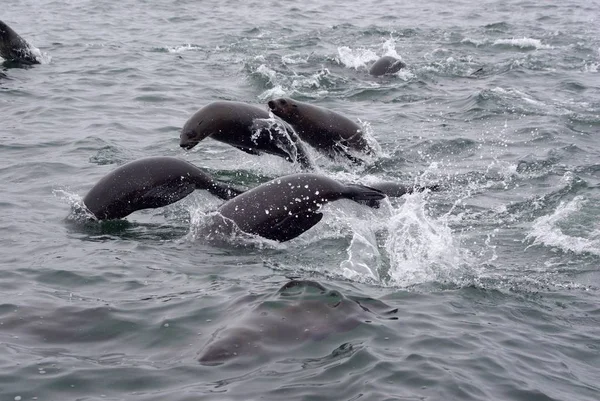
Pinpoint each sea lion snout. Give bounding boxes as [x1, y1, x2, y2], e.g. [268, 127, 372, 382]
[180, 130, 198, 149]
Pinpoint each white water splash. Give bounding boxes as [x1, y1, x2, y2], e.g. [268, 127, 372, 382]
[384, 192, 467, 287]
[336, 46, 379, 70]
[358, 119, 384, 158]
[527, 196, 600, 256]
[381, 37, 402, 59]
[583, 62, 598, 73]
[256, 64, 278, 85]
[341, 231, 380, 282]
[53, 189, 96, 221]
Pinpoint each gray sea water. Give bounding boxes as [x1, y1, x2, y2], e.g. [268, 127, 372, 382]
[2, 0, 600, 400]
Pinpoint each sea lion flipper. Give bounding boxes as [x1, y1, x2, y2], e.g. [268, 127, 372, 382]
[258, 212, 323, 242]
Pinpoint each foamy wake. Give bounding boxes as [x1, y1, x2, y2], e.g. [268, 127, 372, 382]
[526, 196, 600, 256]
[460, 37, 552, 50]
[165, 44, 202, 53]
[493, 37, 552, 50]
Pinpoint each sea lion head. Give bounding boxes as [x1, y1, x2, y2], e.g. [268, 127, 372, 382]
[180, 111, 209, 150]
[268, 98, 302, 124]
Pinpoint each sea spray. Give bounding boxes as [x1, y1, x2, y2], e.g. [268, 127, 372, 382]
[384, 191, 467, 287]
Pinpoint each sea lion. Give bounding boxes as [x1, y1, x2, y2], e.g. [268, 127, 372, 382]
[199, 279, 398, 366]
[83, 157, 244, 220]
[369, 56, 406, 77]
[0, 20, 40, 65]
[180, 101, 313, 168]
[216, 173, 386, 242]
[267, 98, 376, 163]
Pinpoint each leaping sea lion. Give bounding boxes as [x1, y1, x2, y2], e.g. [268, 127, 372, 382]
[267, 98, 376, 164]
[0, 20, 40, 65]
[83, 156, 243, 220]
[215, 173, 385, 242]
[180, 101, 313, 168]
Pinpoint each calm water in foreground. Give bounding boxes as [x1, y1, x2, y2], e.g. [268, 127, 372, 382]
[1, 0, 600, 400]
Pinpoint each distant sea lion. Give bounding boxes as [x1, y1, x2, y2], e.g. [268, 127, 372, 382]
[0, 20, 40, 65]
[180, 101, 313, 168]
[216, 173, 385, 242]
[369, 56, 406, 77]
[83, 157, 244, 220]
[268, 98, 376, 164]
[199, 279, 398, 366]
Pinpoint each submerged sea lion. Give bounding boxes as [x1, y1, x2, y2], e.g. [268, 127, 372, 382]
[180, 101, 313, 168]
[0, 20, 40, 65]
[267, 98, 376, 164]
[83, 156, 243, 220]
[199, 279, 398, 366]
[369, 56, 406, 77]
[215, 173, 386, 242]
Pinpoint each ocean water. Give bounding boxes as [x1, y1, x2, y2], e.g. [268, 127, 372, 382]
[1, 0, 600, 399]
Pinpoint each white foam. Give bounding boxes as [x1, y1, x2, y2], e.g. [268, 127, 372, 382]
[291, 68, 330, 91]
[166, 44, 201, 53]
[493, 37, 552, 50]
[281, 53, 310, 64]
[258, 85, 288, 101]
[461, 37, 486, 47]
[527, 196, 600, 256]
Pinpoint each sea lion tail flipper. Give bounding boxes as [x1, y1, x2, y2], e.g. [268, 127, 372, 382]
[258, 212, 324, 242]
[343, 184, 386, 205]
[367, 182, 443, 197]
